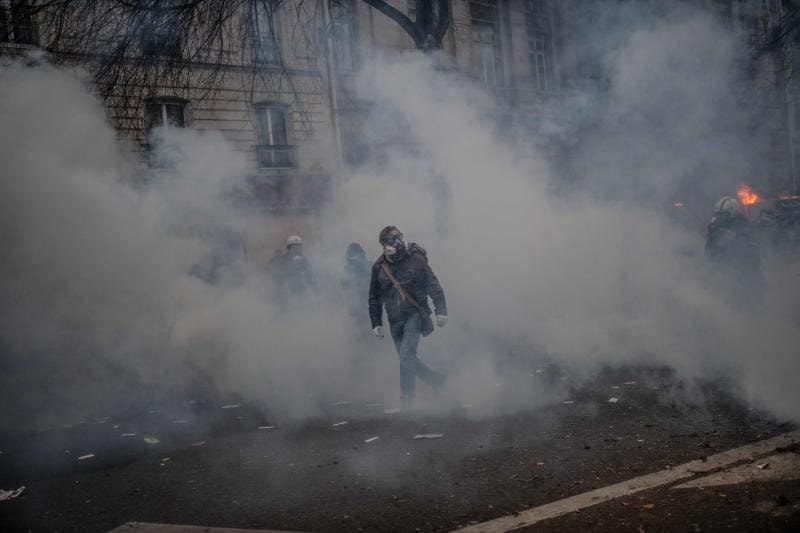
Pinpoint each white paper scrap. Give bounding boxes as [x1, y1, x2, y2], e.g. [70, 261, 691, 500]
[364, 436, 380, 443]
[413, 434, 444, 440]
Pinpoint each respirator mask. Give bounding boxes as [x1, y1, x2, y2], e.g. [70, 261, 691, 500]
[381, 232, 406, 262]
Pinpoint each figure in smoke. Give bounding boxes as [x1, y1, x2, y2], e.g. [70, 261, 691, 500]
[705, 196, 763, 298]
[368, 226, 448, 409]
[270, 235, 317, 310]
[341, 242, 371, 324]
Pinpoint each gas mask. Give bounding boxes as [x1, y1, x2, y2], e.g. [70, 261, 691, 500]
[382, 232, 406, 262]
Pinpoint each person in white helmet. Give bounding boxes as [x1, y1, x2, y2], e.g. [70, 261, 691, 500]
[272, 235, 316, 306]
[705, 195, 761, 290]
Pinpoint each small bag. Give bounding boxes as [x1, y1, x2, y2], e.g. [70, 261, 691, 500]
[380, 261, 435, 337]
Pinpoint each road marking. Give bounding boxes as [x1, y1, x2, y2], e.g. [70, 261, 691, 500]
[454, 430, 800, 533]
[672, 451, 800, 488]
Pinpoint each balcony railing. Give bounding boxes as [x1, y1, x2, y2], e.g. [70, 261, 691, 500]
[257, 144, 297, 168]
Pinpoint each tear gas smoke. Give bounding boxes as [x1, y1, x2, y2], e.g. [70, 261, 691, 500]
[0, 3, 798, 432]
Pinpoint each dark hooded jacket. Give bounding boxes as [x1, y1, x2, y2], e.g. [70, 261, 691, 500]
[341, 243, 371, 319]
[368, 243, 447, 328]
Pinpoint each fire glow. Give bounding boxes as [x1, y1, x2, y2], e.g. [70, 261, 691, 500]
[737, 184, 759, 205]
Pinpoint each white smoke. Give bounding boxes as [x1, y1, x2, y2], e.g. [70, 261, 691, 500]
[0, 3, 798, 431]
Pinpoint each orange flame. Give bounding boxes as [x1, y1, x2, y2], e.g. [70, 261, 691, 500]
[737, 184, 759, 205]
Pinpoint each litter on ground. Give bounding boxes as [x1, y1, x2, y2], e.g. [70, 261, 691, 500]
[608, 397, 619, 403]
[191, 441, 205, 446]
[0, 486, 25, 501]
[220, 404, 241, 409]
[121, 433, 136, 437]
[413, 434, 444, 440]
[332, 421, 348, 427]
[258, 426, 276, 430]
[365, 436, 380, 443]
[143, 436, 160, 444]
[78, 454, 95, 460]
[624, 381, 637, 385]
[562, 401, 574, 404]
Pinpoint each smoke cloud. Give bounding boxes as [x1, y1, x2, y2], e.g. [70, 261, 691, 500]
[1, 2, 798, 434]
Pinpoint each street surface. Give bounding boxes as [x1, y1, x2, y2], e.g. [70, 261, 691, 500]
[1, 366, 798, 532]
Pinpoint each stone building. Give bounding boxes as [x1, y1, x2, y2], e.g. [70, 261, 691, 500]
[1, 0, 570, 252]
[705, 0, 800, 196]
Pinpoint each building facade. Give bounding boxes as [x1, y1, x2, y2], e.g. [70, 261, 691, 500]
[1, 0, 570, 252]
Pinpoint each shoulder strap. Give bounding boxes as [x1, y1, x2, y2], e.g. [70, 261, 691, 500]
[379, 260, 425, 313]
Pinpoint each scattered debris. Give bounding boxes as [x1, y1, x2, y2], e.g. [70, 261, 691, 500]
[642, 503, 655, 509]
[384, 408, 402, 414]
[624, 381, 637, 385]
[536, 462, 545, 466]
[112, 425, 119, 429]
[0, 486, 25, 501]
[535, 369, 544, 373]
[160, 457, 170, 463]
[364, 437, 380, 443]
[258, 426, 276, 430]
[562, 401, 574, 404]
[78, 454, 95, 460]
[414, 434, 444, 440]
[756, 462, 770, 470]
[220, 404, 241, 409]
[143, 436, 160, 445]
[610, 386, 620, 389]
[608, 397, 619, 403]
[637, 439, 645, 443]
[191, 441, 205, 447]
[121, 433, 136, 437]
[172, 420, 188, 424]
[332, 421, 349, 427]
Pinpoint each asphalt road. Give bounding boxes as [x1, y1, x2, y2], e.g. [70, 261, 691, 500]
[1, 366, 797, 532]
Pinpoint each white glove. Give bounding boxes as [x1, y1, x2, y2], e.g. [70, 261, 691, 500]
[435, 315, 448, 328]
[373, 326, 384, 339]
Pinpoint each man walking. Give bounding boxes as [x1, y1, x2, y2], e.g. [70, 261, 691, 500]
[368, 226, 448, 409]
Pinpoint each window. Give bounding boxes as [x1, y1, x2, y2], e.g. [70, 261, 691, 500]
[252, 0, 281, 65]
[470, 1, 503, 86]
[145, 100, 186, 168]
[254, 103, 296, 168]
[524, 0, 554, 92]
[330, 0, 359, 70]
[141, 9, 181, 58]
[0, 0, 36, 46]
[145, 100, 186, 132]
